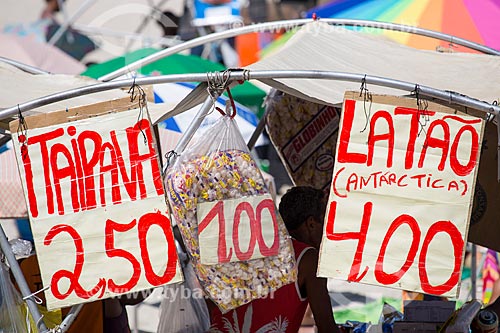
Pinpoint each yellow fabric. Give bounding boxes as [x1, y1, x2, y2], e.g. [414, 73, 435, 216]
[22, 305, 62, 333]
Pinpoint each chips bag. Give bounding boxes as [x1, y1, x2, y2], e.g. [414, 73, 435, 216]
[265, 89, 341, 191]
[165, 113, 296, 312]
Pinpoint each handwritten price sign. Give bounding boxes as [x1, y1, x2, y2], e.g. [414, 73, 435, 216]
[318, 93, 484, 298]
[197, 194, 280, 265]
[10, 100, 182, 310]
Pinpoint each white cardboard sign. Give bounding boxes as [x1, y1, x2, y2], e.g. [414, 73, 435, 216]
[11, 105, 182, 309]
[197, 194, 280, 264]
[318, 94, 484, 298]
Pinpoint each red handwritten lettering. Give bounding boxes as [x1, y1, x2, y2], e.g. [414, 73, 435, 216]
[337, 99, 367, 164]
[375, 215, 420, 284]
[338, 101, 479, 178]
[199, 197, 279, 263]
[332, 167, 347, 198]
[78, 130, 102, 210]
[394, 107, 435, 169]
[325, 201, 370, 282]
[255, 199, 279, 256]
[50, 143, 79, 215]
[45, 211, 177, 301]
[19, 135, 38, 217]
[26, 128, 64, 216]
[105, 218, 141, 293]
[450, 125, 479, 176]
[368, 111, 394, 167]
[233, 202, 257, 261]
[45, 224, 106, 300]
[99, 142, 122, 206]
[419, 221, 463, 295]
[418, 120, 450, 171]
[20, 119, 163, 217]
[68, 126, 86, 211]
[138, 212, 178, 285]
[199, 201, 232, 263]
[127, 120, 163, 199]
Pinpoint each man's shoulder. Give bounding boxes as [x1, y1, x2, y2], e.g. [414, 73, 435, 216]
[292, 239, 315, 255]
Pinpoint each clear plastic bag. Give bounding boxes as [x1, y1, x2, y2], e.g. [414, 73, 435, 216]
[165, 114, 296, 312]
[157, 260, 210, 333]
[0, 261, 28, 333]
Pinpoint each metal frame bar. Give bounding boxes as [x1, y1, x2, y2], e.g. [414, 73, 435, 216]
[0, 57, 50, 75]
[2, 70, 498, 121]
[98, 18, 500, 81]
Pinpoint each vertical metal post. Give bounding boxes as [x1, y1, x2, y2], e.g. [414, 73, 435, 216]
[471, 244, 477, 300]
[59, 304, 83, 333]
[246, 115, 266, 151]
[0, 224, 48, 332]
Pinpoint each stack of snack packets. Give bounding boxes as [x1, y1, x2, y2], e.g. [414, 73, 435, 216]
[265, 89, 341, 192]
[165, 114, 296, 312]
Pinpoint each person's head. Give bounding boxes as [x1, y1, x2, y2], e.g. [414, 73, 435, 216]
[278, 186, 327, 249]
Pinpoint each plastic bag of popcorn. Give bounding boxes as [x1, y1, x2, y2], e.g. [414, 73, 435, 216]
[165, 110, 296, 312]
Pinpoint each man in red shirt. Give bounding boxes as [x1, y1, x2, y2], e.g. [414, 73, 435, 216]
[209, 186, 340, 333]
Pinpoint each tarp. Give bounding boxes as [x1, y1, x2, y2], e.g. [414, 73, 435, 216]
[0, 62, 175, 130]
[247, 21, 500, 106]
[0, 62, 128, 130]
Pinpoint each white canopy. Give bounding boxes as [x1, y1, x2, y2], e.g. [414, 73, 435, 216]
[0, 62, 177, 130]
[247, 21, 500, 106]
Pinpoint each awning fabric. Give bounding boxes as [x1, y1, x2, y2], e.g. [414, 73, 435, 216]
[247, 21, 500, 106]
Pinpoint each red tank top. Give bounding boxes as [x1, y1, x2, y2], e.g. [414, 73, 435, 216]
[209, 239, 313, 333]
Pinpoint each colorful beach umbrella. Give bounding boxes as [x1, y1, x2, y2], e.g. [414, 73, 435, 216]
[482, 249, 500, 304]
[81, 48, 267, 117]
[306, 0, 500, 53]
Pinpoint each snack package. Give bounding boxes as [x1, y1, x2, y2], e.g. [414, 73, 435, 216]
[265, 90, 341, 191]
[165, 114, 296, 312]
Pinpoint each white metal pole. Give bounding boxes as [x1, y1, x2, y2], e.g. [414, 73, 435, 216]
[0, 57, 50, 75]
[163, 94, 218, 173]
[59, 304, 83, 333]
[2, 71, 499, 122]
[0, 226, 49, 332]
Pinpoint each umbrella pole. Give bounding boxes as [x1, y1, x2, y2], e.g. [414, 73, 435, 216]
[0, 225, 49, 333]
[247, 113, 266, 151]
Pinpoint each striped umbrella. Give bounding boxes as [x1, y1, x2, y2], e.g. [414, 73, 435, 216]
[306, 0, 500, 53]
